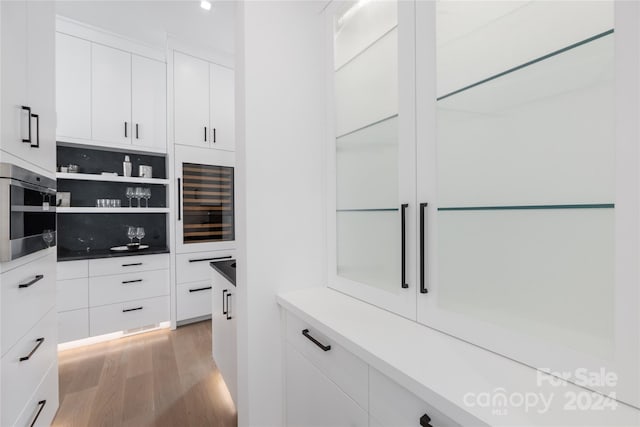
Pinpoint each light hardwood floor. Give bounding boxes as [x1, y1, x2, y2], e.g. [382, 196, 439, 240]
[53, 321, 237, 427]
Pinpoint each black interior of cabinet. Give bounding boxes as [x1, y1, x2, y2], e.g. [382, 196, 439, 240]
[57, 145, 167, 178]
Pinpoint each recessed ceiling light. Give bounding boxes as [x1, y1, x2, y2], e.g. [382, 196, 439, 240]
[201, 0, 212, 11]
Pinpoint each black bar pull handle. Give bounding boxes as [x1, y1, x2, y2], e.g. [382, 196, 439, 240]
[204, 126, 207, 142]
[419, 413, 433, 427]
[123, 306, 143, 313]
[135, 123, 139, 139]
[21, 106, 31, 143]
[177, 178, 182, 221]
[20, 337, 45, 362]
[19, 274, 44, 288]
[420, 202, 428, 294]
[222, 289, 228, 314]
[189, 255, 232, 263]
[122, 279, 143, 284]
[124, 121, 128, 138]
[301, 329, 331, 352]
[189, 286, 212, 293]
[30, 400, 47, 427]
[122, 262, 142, 267]
[401, 203, 408, 289]
[226, 292, 232, 320]
[31, 113, 40, 148]
[213, 128, 216, 143]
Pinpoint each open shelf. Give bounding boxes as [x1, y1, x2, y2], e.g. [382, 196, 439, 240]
[57, 207, 170, 214]
[56, 172, 169, 185]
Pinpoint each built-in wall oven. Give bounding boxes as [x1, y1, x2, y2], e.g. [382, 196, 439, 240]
[0, 163, 56, 261]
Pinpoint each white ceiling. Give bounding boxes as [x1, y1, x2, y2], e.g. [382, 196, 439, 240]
[55, 0, 236, 56]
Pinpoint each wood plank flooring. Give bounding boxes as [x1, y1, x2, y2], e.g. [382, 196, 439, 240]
[53, 321, 237, 427]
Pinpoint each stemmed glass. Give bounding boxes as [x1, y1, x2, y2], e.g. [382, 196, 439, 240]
[135, 227, 145, 245]
[42, 229, 54, 247]
[126, 187, 134, 208]
[127, 226, 136, 245]
[135, 187, 144, 208]
[143, 188, 151, 208]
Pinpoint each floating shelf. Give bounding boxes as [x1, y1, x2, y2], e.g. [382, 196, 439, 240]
[57, 207, 170, 214]
[56, 172, 169, 185]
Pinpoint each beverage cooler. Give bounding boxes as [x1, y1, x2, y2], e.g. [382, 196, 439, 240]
[175, 146, 235, 253]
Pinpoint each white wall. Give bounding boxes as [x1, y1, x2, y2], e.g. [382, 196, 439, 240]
[235, 1, 326, 426]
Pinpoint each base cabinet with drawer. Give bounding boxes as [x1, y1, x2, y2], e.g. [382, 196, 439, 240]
[211, 264, 237, 403]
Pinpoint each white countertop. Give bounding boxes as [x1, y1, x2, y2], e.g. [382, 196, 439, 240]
[277, 287, 640, 426]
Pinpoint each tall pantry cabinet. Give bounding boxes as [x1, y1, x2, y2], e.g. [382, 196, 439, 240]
[327, 0, 639, 408]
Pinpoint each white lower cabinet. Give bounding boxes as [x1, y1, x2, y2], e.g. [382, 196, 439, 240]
[58, 309, 89, 343]
[12, 361, 58, 427]
[90, 295, 169, 336]
[211, 266, 237, 404]
[177, 281, 212, 321]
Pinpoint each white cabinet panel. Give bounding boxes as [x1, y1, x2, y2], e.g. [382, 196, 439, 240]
[89, 295, 169, 336]
[177, 280, 212, 321]
[91, 43, 131, 145]
[174, 51, 210, 148]
[58, 309, 89, 343]
[56, 33, 91, 141]
[89, 253, 169, 277]
[285, 343, 368, 427]
[176, 250, 234, 284]
[211, 267, 236, 403]
[132, 55, 166, 151]
[89, 269, 169, 307]
[209, 64, 235, 151]
[57, 259, 88, 281]
[12, 361, 58, 427]
[56, 278, 89, 312]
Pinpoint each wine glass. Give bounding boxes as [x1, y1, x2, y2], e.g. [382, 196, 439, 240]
[143, 188, 151, 208]
[42, 229, 54, 247]
[126, 187, 134, 208]
[135, 227, 145, 245]
[127, 226, 136, 244]
[135, 187, 143, 208]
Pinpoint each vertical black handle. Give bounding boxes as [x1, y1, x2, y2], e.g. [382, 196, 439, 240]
[124, 121, 128, 138]
[30, 400, 47, 427]
[31, 114, 40, 148]
[226, 292, 232, 320]
[213, 128, 216, 143]
[204, 126, 207, 142]
[222, 289, 228, 314]
[419, 413, 433, 427]
[401, 203, 408, 289]
[21, 106, 31, 143]
[136, 123, 139, 139]
[177, 178, 182, 221]
[420, 202, 428, 294]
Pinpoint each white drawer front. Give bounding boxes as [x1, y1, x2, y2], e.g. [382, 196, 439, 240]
[13, 361, 59, 427]
[1, 254, 56, 355]
[57, 278, 89, 312]
[1, 308, 57, 427]
[177, 280, 212, 321]
[369, 367, 461, 427]
[176, 250, 235, 284]
[89, 295, 169, 336]
[285, 312, 368, 411]
[89, 269, 169, 307]
[89, 254, 169, 277]
[57, 259, 88, 280]
[58, 309, 89, 344]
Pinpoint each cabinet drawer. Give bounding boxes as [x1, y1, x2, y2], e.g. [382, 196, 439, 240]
[369, 367, 461, 427]
[285, 312, 368, 410]
[1, 254, 56, 355]
[57, 259, 88, 280]
[1, 308, 57, 427]
[12, 361, 58, 427]
[58, 309, 89, 343]
[176, 250, 235, 284]
[57, 278, 89, 312]
[89, 253, 169, 277]
[177, 280, 212, 321]
[285, 343, 368, 427]
[89, 295, 169, 336]
[89, 269, 169, 307]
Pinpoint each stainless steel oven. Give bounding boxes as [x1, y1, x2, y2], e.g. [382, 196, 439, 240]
[0, 163, 56, 261]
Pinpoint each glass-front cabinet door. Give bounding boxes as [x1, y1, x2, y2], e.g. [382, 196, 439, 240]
[417, 0, 639, 406]
[327, 0, 417, 318]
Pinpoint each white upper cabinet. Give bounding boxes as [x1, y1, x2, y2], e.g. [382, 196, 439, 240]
[91, 44, 132, 146]
[0, 0, 55, 175]
[132, 55, 167, 151]
[174, 51, 210, 148]
[56, 33, 91, 141]
[174, 51, 235, 151]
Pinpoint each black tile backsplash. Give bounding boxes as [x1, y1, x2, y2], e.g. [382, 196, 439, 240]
[57, 181, 167, 208]
[57, 145, 166, 178]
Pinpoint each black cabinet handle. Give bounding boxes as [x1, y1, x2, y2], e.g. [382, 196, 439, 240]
[124, 121, 128, 138]
[401, 203, 408, 289]
[19, 274, 44, 288]
[122, 279, 142, 284]
[29, 400, 47, 427]
[419, 202, 428, 294]
[21, 106, 31, 143]
[177, 178, 182, 221]
[122, 262, 142, 267]
[189, 286, 212, 293]
[204, 126, 207, 142]
[213, 128, 216, 143]
[123, 306, 143, 313]
[419, 413, 433, 427]
[222, 289, 228, 314]
[135, 123, 139, 139]
[301, 329, 331, 352]
[189, 255, 232, 263]
[31, 113, 40, 148]
[20, 337, 45, 362]
[226, 292, 232, 320]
